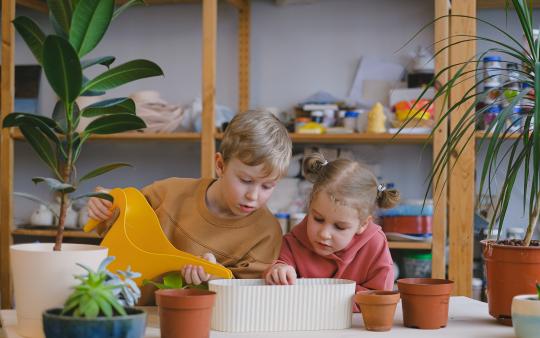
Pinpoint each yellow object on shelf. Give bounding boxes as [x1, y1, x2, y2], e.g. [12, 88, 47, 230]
[84, 187, 233, 285]
[366, 102, 387, 133]
[297, 122, 325, 134]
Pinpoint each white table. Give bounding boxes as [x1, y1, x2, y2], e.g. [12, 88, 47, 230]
[0, 297, 514, 337]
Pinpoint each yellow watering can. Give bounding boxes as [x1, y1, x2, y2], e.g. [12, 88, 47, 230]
[84, 187, 233, 285]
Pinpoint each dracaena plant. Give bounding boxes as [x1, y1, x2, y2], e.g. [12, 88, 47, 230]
[404, 0, 539, 246]
[2, 0, 163, 250]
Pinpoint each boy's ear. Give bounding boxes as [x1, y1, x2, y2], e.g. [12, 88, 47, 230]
[215, 153, 225, 177]
[356, 215, 372, 235]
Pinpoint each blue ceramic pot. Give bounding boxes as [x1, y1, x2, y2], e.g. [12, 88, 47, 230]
[42, 307, 147, 338]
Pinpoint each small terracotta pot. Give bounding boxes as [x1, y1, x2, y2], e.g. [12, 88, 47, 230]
[155, 289, 216, 338]
[397, 278, 453, 329]
[354, 290, 400, 331]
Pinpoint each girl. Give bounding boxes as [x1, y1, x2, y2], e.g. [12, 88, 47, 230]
[264, 153, 399, 295]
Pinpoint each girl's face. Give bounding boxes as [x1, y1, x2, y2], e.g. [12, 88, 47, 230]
[306, 192, 368, 256]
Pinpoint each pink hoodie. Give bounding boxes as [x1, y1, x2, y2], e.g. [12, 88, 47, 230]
[272, 216, 394, 305]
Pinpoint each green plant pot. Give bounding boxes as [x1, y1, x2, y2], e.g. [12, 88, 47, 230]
[42, 308, 147, 338]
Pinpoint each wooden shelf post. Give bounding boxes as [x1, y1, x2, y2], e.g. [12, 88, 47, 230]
[1, 0, 15, 309]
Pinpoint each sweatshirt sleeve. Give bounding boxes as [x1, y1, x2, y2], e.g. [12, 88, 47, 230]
[356, 233, 395, 292]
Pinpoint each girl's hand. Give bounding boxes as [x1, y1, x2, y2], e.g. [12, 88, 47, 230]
[181, 253, 217, 285]
[87, 186, 113, 221]
[265, 263, 297, 285]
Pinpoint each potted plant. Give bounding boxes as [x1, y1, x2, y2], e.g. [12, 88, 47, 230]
[404, 0, 540, 325]
[3, 0, 163, 336]
[512, 283, 540, 338]
[43, 256, 147, 338]
[354, 290, 400, 332]
[144, 273, 216, 338]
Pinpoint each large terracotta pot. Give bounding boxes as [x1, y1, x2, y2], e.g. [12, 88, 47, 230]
[482, 240, 540, 325]
[397, 278, 453, 329]
[156, 289, 216, 338]
[354, 290, 400, 332]
[10, 243, 108, 338]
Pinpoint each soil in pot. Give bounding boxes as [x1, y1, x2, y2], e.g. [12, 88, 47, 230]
[354, 290, 400, 331]
[156, 289, 216, 338]
[397, 278, 454, 329]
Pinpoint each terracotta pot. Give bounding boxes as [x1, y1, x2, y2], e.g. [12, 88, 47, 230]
[155, 289, 216, 338]
[354, 290, 400, 331]
[482, 240, 540, 325]
[397, 278, 453, 329]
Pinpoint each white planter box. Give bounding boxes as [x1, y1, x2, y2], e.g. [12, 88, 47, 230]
[208, 278, 355, 332]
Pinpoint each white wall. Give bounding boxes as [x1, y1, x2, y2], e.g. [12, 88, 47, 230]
[9, 0, 439, 223]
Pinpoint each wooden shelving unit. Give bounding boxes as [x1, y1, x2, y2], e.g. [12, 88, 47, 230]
[388, 241, 432, 250]
[10, 129, 201, 142]
[216, 132, 431, 144]
[11, 228, 100, 239]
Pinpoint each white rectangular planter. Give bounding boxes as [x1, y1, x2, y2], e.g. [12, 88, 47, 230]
[208, 278, 355, 332]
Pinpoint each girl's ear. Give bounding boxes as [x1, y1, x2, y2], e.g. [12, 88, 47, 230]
[356, 215, 372, 235]
[215, 153, 225, 178]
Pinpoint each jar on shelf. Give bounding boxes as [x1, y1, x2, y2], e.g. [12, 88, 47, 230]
[343, 111, 359, 132]
[483, 105, 502, 130]
[275, 212, 290, 234]
[310, 110, 324, 124]
[483, 56, 503, 88]
[403, 252, 432, 278]
[294, 117, 311, 133]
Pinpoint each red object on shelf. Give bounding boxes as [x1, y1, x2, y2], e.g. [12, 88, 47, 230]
[381, 216, 432, 234]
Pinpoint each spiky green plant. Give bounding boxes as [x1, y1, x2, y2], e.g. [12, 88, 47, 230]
[62, 256, 141, 318]
[2, 0, 163, 250]
[404, 0, 540, 246]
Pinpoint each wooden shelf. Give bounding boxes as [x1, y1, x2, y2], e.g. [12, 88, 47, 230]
[215, 132, 431, 144]
[388, 241, 432, 250]
[478, 0, 540, 9]
[11, 129, 201, 142]
[12, 228, 100, 239]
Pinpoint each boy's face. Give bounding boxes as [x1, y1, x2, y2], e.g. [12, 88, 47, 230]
[306, 192, 367, 256]
[215, 154, 279, 218]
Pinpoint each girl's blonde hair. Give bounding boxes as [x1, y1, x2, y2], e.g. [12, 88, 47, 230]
[303, 153, 400, 221]
[220, 110, 292, 177]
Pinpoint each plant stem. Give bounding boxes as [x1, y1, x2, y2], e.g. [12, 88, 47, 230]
[524, 190, 540, 246]
[54, 102, 75, 251]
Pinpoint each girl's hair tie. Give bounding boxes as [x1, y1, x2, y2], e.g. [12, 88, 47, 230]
[321, 160, 328, 166]
[377, 184, 386, 193]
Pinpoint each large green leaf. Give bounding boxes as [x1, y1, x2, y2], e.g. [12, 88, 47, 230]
[3, 112, 63, 135]
[79, 163, 132, 182]
[81, 60, 163, 93]
[83, 114, 146, 135]
[81, 56, 115, 69]
[81, 75, 106, 96]
[12, 17, 45, 65]
[72, 192, 113, 202]
[81, 98, 135, 117]
[69, 0, 114, 57]
[32, 177, 75, 193]
[52, 100, 80, 132]
[113, 0, 145, 20]
[19, 126, 60, 178]
[47, 0, 74, 35]
[43, 35, 82, 103]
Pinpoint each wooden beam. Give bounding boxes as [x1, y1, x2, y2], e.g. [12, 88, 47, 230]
[448, 0, 476, 297]
[431, 0, 449, 280]
[478, 0, 540, 8]
[225, 0, 243, 9]
[238, 0, 250, 112]
[1, 0, 15, 309]
[201, 0, 217, 178]
[16, 0, 47, 12]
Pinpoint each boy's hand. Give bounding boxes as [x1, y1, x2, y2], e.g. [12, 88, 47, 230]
[265, 263, 297, 285]
[87, 186, 114, 221]
[181, 253, 217, 285]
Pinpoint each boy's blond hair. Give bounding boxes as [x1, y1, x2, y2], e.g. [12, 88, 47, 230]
[303, 153, 400, 222]
[220, 110, 292, 177]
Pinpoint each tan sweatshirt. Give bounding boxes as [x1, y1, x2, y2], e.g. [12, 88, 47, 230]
[141, 177, 282, 276]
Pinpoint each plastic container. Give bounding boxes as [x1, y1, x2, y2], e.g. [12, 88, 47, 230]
[483, 105, 501, 129]
[209, 279, 355, 332]
[343, 111, 359, 132]
[483, 56, 503, 87]
[289, 212, 306, 230]
[403, 252, 432, 278]
[294, 117, 311, 133]
[310, 110, 324, 124]
[275, 212, 290, 234]
[472, 277, 483, 301]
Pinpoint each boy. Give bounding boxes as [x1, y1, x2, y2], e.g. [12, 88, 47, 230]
[88, 110, 292, 300]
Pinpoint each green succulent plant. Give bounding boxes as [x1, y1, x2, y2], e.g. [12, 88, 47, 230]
[536, 282, 540, 299]
[405, 0, 540, 246]
[2, 0, 164, 250]
[62, 256, 141, 318]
